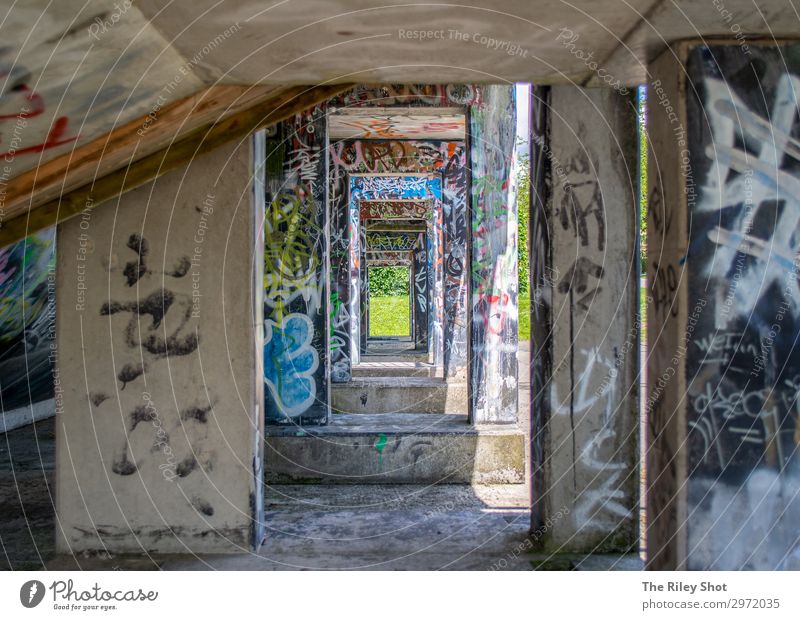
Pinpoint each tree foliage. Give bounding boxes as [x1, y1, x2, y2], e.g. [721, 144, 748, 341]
[369, 266, 410, 296]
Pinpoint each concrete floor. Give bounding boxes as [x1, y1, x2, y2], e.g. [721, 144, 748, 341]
[1, 341, 642, 571]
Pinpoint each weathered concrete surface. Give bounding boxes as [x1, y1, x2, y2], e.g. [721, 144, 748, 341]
[46, 484, 533, 570]
[352, 361, 441, 378]
[137, 0, 656, 84]
[0, 417, 55, 569]
[538, 84, 640, 553]
[265, 413, 524, 484]
[647, 42, 800, 570]
[54, 139, 262, 554]
[332, 377, 467, 414]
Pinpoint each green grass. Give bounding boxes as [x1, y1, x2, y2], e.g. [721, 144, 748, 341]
[519, 294, 530, 340]
[369, 294, 532, 340]
[369, 295, 411, 337]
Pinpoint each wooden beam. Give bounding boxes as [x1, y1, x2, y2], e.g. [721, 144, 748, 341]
[0, 84, 285, 223]
[0, 82, 352, 247]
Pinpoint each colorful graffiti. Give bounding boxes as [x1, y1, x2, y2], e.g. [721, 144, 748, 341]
[0, 54, 78, 162]
[442, 146, 469, 375]
[469, 85, 518, 424]
[0, 229, 55, 415]
[413, 232, 430, 351]
[349, 174, 442, 363]
[264, 107, 328, 423]
[360, 200, 431, 220]
[366, 231, 419, 251]
[264, 314, 320, 417]
[332, 84, 481, 109]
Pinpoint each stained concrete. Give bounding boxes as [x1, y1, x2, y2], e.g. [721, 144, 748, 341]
[332, 377, 467, 414]
[352, 361, 441, 378]
[540, 84, 640, 552]
[265, 413, 524, 484]
[46, 484, 643, 571]
[54, 139, 262, 554]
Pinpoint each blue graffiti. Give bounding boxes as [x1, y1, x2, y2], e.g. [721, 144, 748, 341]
[264, 313, 319, 418]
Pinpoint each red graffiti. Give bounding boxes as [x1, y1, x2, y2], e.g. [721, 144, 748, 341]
[479, 292, 511, 336]
[0, 81, 78, 160]
[0, 84, 45, 119]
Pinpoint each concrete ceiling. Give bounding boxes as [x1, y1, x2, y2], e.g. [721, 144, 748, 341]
[1, 0, 798, 209]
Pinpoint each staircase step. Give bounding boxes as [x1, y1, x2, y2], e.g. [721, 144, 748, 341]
[352, 362, 441, 378]
[265, 413, 524, 484]
[332, 377, 466, 413]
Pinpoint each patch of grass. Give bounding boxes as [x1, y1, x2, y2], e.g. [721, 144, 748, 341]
[371, 294, 532, 340]
[369, 295, 411, 337]
[519, 294, 530, 341]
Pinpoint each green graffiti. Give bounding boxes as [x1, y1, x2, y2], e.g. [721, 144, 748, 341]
[264, 190, 321, 321]
[374, 432, 388, 466]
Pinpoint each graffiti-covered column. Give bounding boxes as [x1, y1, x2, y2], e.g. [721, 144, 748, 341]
[469, 85, 518, 424]
[647, 42, 800, 570]
[263, 108, 329, 424]
[537, 85, 640, 551]
[55, 139, 263, 553]
[412, 231, 429, 351]
[443, 147, 469, 377]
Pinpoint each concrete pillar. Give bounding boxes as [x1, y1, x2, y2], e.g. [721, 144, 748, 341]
[647, 42, 800, 570]
[442, 146, 469, 376]
[263, 110, 329, 424]
[531, 84, 640, 551]
[55, 138, 263, 553]
[469, 85, 519, 424]
[412, 231, 429, 352]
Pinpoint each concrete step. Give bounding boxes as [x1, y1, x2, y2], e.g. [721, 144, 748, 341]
[265, 413, 524, 484]
[352, 361, 441, 378]
[362, 352, 431, 363]
[332, 377, 466, 413]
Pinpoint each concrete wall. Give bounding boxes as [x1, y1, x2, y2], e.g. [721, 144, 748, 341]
[647, 41, 800, 570]
[55, 139, 262, 553]
[537, 84, 640, 552]
[469, 85, 519, 424]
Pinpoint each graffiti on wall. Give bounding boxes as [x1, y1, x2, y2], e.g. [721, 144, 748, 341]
[329, 141, 458, 381]
[0, 54, 78, 164]
[412, 232, 430, 351]
[442, 145, 469, 375]
[675, 46, 800, 569]
[365, 231, 419, 251]
[367, 250, 413, 267]
[469, 85, 518, 423]
[332, 84, 481, 109]
[349, 174, 441, 361]
[0, 229, 55, 414]
[360, 200, 431, 220]
[264, 107, 328, 423]
[684, 53, 800, 476]
[552, 348, 633, 532]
